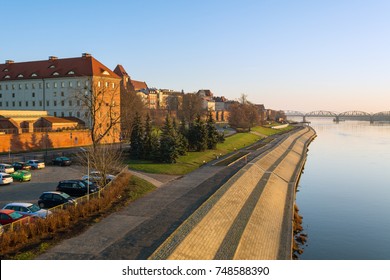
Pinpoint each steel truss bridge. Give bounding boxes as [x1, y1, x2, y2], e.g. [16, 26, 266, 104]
[284, 110, 390, 123]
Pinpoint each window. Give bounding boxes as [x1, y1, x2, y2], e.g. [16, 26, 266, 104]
[54, 112, 57, 117]
[5, 85, 8, 90]
[53, 72, 59, 76]
[39, 83, 42, 89]
[31, 73, 38, 77]
[54, 101, 57, 106]
[77, 100, 80, 106]
[25, 84, 28, 89]
[39, 101, 43, 107]
[0, 93, 2, 98]
[61, 92, 64, 97]
[61, 100, 64, 106]
[49, 65, 55, 69]
[67, 71, 75, 75]
[25, 101, 29, 106]
[32, 83, 35, 89]
[0, 102, 2, 106]
[97, 81, 101, 87]
[46, 83, 50, 89]
[53, 92, 57, 97]
[19, 84, 22, 89]
[6, 101, 9, 106]
[12, 93, 15, 98]
[77, 81, 81, 87]
[68, 112, 72, 117]
[32, 92, 35, 97]
[19, 101, 21, 106]
[32, 101, 36, 107]
[112, 83, 115, 88]
[69, 82, 73, 87]
[61, 82, 65, 88]
[12, 84, 15, 89]
[46, 101, 49, 106]
[77, 112, 80, 117]
[69, 100, 72, 106]
[61, 112, 64, 117]
[12, 101, 15, 107]
[105, 82, 109, 87]
[0, 85, 2, 90]
[17, 74, 24, 78]
[5, 75, 10, 79]
[54, 82, 57, 88]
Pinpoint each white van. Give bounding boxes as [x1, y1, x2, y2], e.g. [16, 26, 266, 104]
[0, 164, 14, 174]
[0, 172, 13, 185]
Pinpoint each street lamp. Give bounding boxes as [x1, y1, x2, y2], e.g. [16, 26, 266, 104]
[80, 147, 90, 201]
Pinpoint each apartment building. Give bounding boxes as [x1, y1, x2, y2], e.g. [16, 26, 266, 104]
[0, 54, 121, 132]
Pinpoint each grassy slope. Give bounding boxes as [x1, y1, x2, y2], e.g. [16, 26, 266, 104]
[127, 125, 292, 175]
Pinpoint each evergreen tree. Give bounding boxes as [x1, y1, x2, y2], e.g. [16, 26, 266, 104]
[206, 111, 219, 149]
[174, 118, 188, 155]
[130, 112, 144, 159]
[143, 113, 153, 159]
[188, 114, 207, 152]
[159, 114, 180, 163]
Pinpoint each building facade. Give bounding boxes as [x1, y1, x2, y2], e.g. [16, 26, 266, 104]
[0, 54, 121, 142]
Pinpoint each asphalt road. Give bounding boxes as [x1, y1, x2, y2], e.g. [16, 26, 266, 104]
[0, 165, 84, 208]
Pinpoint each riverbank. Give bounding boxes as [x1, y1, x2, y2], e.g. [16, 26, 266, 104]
[150, 126, 316, 260]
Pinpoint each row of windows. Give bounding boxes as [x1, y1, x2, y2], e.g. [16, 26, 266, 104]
[0, 80, 89, 91]
[0, 91, 67, 98]
[52, 111, 81, 118]
[0, 100, 81, 107]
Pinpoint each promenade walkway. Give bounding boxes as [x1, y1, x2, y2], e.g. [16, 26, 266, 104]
[37, 126, 315, 260]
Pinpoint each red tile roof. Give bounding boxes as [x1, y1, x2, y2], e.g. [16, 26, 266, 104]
[0, 54, 120, 81]
[40, 116, 78, 124]
[131, 80, 148, 91]
[113, 64, 129, 77]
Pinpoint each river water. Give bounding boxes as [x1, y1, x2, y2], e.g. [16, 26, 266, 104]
[295, 119, 390, 260]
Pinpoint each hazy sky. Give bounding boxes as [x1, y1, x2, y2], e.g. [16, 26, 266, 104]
[1, 0, 389, 113]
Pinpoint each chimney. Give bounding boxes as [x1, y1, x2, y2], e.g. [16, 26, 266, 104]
[5, 60, 14, 64]
[49, 56, 58, 61]
[82, 53, 91, 58]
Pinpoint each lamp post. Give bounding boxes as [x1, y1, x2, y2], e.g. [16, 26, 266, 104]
[80, 147, 90, 201]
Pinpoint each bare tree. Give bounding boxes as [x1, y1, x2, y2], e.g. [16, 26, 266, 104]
[120, 89, 145, 140]
[71, 77, 121, 149]
[179, 93, 203, 124]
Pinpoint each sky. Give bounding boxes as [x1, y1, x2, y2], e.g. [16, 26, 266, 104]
[1, 0, 390, 113]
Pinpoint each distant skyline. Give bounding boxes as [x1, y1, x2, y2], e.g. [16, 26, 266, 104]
[1, 0, 389, 113]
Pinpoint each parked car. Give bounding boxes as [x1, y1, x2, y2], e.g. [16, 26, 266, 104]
[0, 209, 30, 225]
[12, 162, 32, 171]
[0, 163, 15, 174]
[82, 171, 116, 185]
[56, 180, 99, 197]
[52, 156, 72, 166]
[2, 202, 52, 219]
[37, 191, 76, 209]
[26, 160, 45, 169]
[0, 173, 13, 185]
[10, 170, 32, 182]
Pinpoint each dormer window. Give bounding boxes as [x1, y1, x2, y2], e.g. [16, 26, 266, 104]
[102, 70, 110, 75]
[67, 70, 75, 75]
[4, 69, 9, 72]
[49, 65, 55, 69]
[4, 75, 10, 79]
[52, 72, 59, 76]
[17, 74, 24, 78]
[31, 73, 38, 77]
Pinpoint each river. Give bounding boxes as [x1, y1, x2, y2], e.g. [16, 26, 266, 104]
[295, 119, 390, 260]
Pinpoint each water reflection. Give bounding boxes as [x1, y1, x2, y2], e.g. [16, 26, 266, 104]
[295, 119, 390, 260]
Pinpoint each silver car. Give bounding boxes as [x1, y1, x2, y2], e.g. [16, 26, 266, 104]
[2, 202, 52, 218]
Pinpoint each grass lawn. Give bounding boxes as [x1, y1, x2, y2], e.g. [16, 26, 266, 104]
[127, 124, 294, 175]
[127, 132, 261, 175]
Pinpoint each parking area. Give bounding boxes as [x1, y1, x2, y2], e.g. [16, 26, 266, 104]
[0, 165, 84, 208]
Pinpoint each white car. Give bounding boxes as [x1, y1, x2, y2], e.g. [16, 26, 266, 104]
[26, 160, 45, 169]
[0, 172, 13, 185]
[0, 163, 15, 174]
[2, 202, 52, 219]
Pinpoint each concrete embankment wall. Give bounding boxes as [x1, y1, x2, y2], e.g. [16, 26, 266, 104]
[150, 126, 316, 260]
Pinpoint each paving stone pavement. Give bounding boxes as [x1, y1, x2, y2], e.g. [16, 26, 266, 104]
[37, 126, 315, 260]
